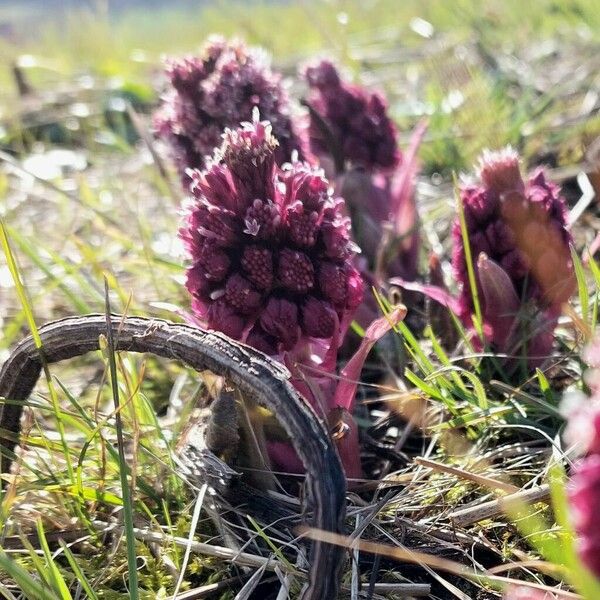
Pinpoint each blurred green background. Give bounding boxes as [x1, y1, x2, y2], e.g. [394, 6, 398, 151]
[2, 0, 599, 175]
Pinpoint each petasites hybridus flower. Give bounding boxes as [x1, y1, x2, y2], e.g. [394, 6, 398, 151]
[455, 148, 575, 364]
[454, 147, 574, 320]
[303, 59, 425, 288]
[181, 113, 362, 356]
[181, 111, 379, 477]
[304, 59, 401, 174]
[180, 112, 409, 480]
[154, 36, 303, 181]
[398, 147, 574, 369]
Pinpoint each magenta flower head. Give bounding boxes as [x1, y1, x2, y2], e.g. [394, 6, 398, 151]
[452, 147, 575, 363]
[181, 111, 362, 357]
[303, 59, 401, 174]
[395, 147, 574, 370]
[154, 36, 304, 182]
[454, 147, 574, 317]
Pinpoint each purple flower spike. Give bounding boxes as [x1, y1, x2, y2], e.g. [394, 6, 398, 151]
[180, 112, 372, 479]
[395, 147, 574, 370]
[304, 59, 401, 173]
[455, 147, 574, 318]
[181, 112, 362, 359]
[563, 341, 600, 578]
[452, 147, 574, 365]
[154, 36, 304, 182]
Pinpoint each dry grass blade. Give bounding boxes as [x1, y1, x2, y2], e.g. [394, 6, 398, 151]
[414, 456, 520, 493]
[301, 527, 581, 598]
[448, 484, 551, 527]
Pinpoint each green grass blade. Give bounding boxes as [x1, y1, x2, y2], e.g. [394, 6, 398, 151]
[58, 540, 100, 600]
[454, 173, 483, 339]
[571, 246, 589, 327]
[0, 551, 58, 600]
[103, 278, 139, 600]
[0, 220, 78, 495]
[35, 520, 73, 600]
[6, 225, 97, 313]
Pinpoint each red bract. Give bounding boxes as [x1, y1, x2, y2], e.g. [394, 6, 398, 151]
[154, 36, 304, 182]
[304, 59, 401, 173]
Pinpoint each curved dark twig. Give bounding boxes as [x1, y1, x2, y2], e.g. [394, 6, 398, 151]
[0, 314, 346, 600]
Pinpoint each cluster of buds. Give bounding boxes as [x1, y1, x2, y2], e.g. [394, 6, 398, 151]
[154, 36, 303, 182]
[563, 339, 600, 579]
[453, 147, 574, 365]
[304, 59, 401, 173]
[454, 148, 573, 319]
[181, 111, 362, 357]
[303, 58, 424, 288]
[398, 147, 574, 370]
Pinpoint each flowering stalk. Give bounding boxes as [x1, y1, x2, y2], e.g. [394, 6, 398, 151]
[304, 59, 401, 174]
[395, 147, 575, 370]
[180, 110, 404, 478]
[154, 36, 304, 183]
[303, 59, 425, 294]
[568, 455, 600, 578]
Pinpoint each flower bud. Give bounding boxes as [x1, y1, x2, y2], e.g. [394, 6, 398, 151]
[155, 36, 304, 182]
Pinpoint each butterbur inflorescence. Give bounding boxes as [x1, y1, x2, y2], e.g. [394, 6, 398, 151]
[304, 59, 401, 173]
[454, 147, 574, 319]
[568, 455, 600, 578]
[303, 58, 425, 290]
[154, 36, 303, 181]
[178, 111, 409, 480]
[396, 147, 574, 369]
[453, 147, 574, 365]
[181, 110, 362, 364]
